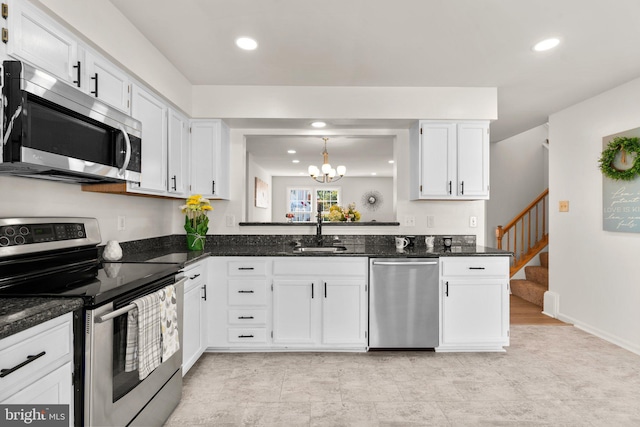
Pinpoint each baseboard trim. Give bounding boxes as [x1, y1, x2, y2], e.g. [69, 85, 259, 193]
[556, 312, 640, 356]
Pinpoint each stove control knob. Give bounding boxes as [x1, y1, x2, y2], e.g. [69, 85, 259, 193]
[19, 226, 29, 235]
[5, 227, 15, 236]
[14, 235, 25, 245]
[0, 236, 9, 246]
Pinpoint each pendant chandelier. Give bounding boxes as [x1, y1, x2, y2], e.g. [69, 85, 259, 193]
[308, 137, 346, 183]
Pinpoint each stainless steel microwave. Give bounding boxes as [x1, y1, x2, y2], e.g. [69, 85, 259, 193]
[0, 60, 142, 184]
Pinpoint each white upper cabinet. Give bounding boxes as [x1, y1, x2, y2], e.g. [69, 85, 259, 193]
[6, 0, 78, 86]
[190, 119, 230, 199]
[167, 109, 189, 197]
[83, 49, 131, 114]
[410, 120, 490, 200]
[128, 85, 168, 195]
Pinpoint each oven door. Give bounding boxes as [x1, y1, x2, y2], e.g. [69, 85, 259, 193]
[84, 276, 185, 427]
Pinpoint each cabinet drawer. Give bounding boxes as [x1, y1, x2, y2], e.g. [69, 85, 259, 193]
[441, 257, 509, 277]
[184, 263, 205, 281]
[228, 261, 268, 276]
[227, 328, 267, 343]
[0, 314, 72, 399]
[228, 280, 267, 305]
[228, 309, 267, 325]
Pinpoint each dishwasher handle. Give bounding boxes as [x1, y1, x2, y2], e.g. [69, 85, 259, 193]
[372, 261, 438, 266]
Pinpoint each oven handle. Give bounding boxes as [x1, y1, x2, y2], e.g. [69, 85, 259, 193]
[96, 277, 188, 323]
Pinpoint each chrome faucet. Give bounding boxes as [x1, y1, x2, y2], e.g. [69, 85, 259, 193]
[316, 202, 323, 246]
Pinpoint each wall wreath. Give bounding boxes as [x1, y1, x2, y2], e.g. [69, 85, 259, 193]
[598, 136, 640, 181]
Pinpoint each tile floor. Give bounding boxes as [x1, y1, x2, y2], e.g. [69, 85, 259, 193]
[165, 326, 640, 426]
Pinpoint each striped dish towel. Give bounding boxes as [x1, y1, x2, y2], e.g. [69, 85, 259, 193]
[132, 292, 162, 380]
[158, 285, 180, 361]
[124, 308, 138, 372]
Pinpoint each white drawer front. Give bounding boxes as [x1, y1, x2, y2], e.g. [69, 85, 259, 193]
[0, 314, 72, 399]
[228, 309, 267, 325]
[228, 279, 267, 305]
[227, 328, 267, 343]
[441, 257, 509, 277]
[228, 261, 268, 276]
[273, 257, 367, 276]
[184, 263, 204, 281]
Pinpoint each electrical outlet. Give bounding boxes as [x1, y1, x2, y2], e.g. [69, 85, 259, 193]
[225, 214, 235, 227]
[427, 216, 435, 228]
[559, 200, 569, 212]
[469, 216, 477, 227]
[404, 215, 416, 227]
[117, 215, 125, 231]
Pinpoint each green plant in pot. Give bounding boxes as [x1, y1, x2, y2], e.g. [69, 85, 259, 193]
[180, 194, 212, 251]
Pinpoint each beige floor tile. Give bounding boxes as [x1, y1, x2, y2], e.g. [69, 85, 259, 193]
[241, 402, 310, 426]
[310, 402, 379, 426]
[374, 401, 449, 425]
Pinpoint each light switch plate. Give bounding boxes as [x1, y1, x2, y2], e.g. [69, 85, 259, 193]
[225, 214, 235, 227]
[469, 216, 477, 227]
[404, 215, 416, 227]
[559, 200, 569, 212]
[427, 216, 435, 228]
[117, 215, 125, 231]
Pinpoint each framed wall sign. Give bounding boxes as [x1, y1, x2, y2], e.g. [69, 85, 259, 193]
[602, 128, 640, 233]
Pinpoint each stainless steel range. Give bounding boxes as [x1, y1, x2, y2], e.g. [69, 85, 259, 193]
[0, 217, 185, 427]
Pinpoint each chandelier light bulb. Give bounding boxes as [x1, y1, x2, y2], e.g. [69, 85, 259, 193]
[329, 169, 336, 178]
[308, 165, 319, 177]
[336, 165, 346, 176]
[321, 163, 332, 174]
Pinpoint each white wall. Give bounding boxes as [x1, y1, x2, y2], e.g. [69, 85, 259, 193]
[270, 176, 395, 223]
[486, 124, 548, 248]
[549, 76, 640, 355]
[246, 153, 272, 222]
[0, 176, 177, 243]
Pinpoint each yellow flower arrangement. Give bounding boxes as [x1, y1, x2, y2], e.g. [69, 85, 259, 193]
[326, 202, 361, 222]
[180, 194, 212, 250]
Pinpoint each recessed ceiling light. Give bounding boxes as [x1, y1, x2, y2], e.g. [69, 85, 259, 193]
[292, 160, 300, 163]
[287, 150, 296, 154]
[533, 37, 560, 52]
[236, 37, 258, 50]
[388, 160, 394, 164]
[311, 121, 326, 128]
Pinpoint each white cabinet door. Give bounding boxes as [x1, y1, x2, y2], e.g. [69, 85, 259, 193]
[457, 122, 490, 198]
[272, 279, 316, 345]
[321, 279, 367, 345]
[183, 280, 206, 374]
[419, 122, 456, 197]
[167, 109, 189, 197]
[411, 120, 490, 200]
[1, 361, 73, 404]
[129, 85, 167, 195]
[7, 0, 78, 86]
[441, 279, 508, 346]
[190, 120, 230, 199]
[84, 50, 131, 114]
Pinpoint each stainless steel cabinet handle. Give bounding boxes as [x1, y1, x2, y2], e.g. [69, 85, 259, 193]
[201, 284, 207, 301]
[171, 175, 177, 191]
[372, 261, 438, 266]
[0, 351, 46, 378]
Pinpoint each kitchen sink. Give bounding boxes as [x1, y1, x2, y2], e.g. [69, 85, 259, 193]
[292, 245, 348, 253]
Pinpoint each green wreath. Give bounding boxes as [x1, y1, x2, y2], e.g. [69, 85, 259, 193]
[598, 136, 640, 181]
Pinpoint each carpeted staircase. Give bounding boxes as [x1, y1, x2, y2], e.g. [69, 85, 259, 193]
[510, 252, 548, 307]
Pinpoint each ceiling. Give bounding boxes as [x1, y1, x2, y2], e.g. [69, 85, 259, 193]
[109, 0, 640, 172]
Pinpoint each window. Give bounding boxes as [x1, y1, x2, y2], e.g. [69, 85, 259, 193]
[287, 188, 312, 222]
[286, 187, 341, 222]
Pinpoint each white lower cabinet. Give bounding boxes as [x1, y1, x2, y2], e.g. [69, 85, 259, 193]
[182, 261, 208, 375]
[438, 256, 510, 352]
[208, 257, 368, 351]
[271, 258, 368, 350]
[0, 313, 74, 426]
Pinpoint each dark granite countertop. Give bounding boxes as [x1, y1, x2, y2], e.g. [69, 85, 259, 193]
[0, 298, 83, 340]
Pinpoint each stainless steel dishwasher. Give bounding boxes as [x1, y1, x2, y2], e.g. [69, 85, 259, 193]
[369, 258, 439, 348]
